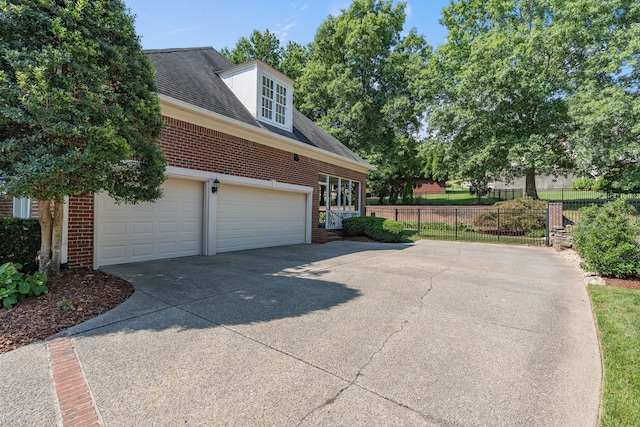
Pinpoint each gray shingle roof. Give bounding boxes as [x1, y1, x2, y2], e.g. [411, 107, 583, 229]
[146, 47, 367, 166]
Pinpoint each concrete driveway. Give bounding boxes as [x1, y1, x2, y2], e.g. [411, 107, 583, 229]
[1, 240, 601, 426]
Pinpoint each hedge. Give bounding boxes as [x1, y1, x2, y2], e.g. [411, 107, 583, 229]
[342, 216, 405, 243]
[0, 218, 41, 273]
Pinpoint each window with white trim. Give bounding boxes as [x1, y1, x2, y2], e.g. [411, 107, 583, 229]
[261, 74, 288, 127]
[13, 197, 31, 218]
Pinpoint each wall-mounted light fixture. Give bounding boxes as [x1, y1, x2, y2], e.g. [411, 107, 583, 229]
[211, 178, 220, 193]
[293, 154, 300, 161]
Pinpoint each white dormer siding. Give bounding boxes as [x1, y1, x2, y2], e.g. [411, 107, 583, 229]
[219, 60, 294, 132]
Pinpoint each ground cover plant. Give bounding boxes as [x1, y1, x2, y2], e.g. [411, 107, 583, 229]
[589, 285, 640, 426]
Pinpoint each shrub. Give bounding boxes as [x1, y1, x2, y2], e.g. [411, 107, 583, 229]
[572, 198, 640, 278]
[343, 216, 406, 243]
[572, 177, 596, 191]
[342, 216, 370, 237]
[473, 197, 547, 232]
[0, 218, 41, 274]
[1, 262, 48, 309]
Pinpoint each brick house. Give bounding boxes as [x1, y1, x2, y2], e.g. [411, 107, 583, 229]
[2, 47, 373, 268]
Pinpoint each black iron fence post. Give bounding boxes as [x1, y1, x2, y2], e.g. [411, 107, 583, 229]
[417, 209, 421, 234]
[455, 209, 458, 240]
[497, 208, 501, 242]
[395, 208, 398, 222]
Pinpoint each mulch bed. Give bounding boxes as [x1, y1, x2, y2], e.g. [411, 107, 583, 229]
[604, 276, 640, 291]
[0, 268, 133, 355]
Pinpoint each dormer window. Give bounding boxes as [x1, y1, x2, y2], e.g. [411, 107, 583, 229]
[219, 59, 294, 132]
[261, 73, 288, 127]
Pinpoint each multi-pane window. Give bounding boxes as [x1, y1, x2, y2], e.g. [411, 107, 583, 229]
[261, 74, 287, 126]
[261, 75, 274, 120]
[275, 84, 287, 125]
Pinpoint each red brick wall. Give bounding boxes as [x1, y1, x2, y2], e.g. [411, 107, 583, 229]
[67, 195, 94, 268]
[413, 179, 447, 195]
[66, 115, 367, 267]
[0, 198, 12, 217]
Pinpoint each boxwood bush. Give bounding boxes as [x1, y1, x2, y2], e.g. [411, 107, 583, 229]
[343, 216, 405, 243]
[572, 198, 640, 278]
[0, 218, 41, 274]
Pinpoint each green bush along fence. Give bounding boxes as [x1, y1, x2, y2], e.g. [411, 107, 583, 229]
[366, 206, 548, 246]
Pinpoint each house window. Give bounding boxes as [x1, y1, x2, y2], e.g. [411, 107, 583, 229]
[261, 75, 274, 120]
[261, 74, 288, 126]
[275, 84, 287, 125]
[13, 197, 31, 218]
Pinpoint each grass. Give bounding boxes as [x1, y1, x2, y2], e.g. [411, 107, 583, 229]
[368, 188, 498, 206]
[588, 285, 640, 426]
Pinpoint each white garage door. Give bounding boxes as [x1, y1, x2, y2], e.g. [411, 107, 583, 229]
[216, 185, 306, 253]
[96, 178, 203, 266]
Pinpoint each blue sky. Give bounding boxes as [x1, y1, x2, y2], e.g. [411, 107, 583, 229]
[123, 0, 451, 51]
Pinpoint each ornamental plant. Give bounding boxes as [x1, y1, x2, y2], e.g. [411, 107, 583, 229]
[0, 262, 48, 309]
[572, 198, 640, 278]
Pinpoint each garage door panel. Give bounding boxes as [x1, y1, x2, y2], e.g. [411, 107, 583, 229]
[216, 185, 306, 253]
[96, 178, 203, 266]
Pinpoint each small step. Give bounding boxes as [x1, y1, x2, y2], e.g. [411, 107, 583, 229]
[326, 230, 343, 242]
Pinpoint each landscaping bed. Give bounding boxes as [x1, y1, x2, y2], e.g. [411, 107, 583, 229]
[0, 268, 133, 354]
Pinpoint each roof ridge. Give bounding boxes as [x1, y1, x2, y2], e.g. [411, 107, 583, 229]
[145, 47, 215, 54]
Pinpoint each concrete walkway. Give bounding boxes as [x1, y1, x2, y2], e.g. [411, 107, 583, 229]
[0, 240, 601, 426]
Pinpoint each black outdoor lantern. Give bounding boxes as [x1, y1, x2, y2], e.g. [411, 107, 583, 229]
[211, 178, 220, 193]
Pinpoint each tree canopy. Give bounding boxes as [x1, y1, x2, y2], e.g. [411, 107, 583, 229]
[429, 0, 580, 199]
[565, 0, 640, 193]
[0, 0, 166, 276]
[221, 30, 309, 81]
[296, 0, 431, 203]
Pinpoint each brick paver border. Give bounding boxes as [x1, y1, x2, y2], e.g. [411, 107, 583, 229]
[47, 335, 102, 427]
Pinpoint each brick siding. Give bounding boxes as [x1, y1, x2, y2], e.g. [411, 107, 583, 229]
[0, 198, 12, 217]
[66, 115, 367, 267]
[413, 179, 447, 195]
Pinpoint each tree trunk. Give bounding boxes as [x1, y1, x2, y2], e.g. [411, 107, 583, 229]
[525, 167, 539, 199]
[38, 200, 64, 278]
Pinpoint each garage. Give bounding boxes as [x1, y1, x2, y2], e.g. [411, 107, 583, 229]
[215, 184, 306, 253]
[95, 178, 203, 267]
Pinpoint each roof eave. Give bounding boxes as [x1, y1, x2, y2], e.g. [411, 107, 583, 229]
[158, 94, 375, 174]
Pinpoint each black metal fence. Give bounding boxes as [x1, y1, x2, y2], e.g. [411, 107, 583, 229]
[560, 198, 640, 225]
[366, 206, 548, 246]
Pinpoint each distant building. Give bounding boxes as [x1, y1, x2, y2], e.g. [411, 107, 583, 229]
[413, 179, 447, 195]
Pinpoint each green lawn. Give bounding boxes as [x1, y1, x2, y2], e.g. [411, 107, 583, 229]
[589, 285, 640, 426]
[368, 188, 498, 206]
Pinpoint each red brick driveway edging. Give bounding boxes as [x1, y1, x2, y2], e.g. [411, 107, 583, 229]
[47, 335, 102, 427]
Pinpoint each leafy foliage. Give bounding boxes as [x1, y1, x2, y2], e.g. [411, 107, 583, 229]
[0, 217, 41, 274]
[566, 0, 640, 194]
[0, 0, 166, 276]
[571, 177, 597, 191]
[295, 0, 431, 201]
[572, 198, 640, 278]
[342, 216, 405, 243]
[428, 0, 578, 199]
[221, 30, 310, 81]
[0, 262, 48, 309]
[473, 198, 547, 233]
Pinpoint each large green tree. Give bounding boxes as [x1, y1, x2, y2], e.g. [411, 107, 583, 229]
[296, 0, 431, 203]
[221, 29, 310, 81]
[565, 0, 640, 193]
[429, 0, 578, 199]
[0, 0, 166, 277]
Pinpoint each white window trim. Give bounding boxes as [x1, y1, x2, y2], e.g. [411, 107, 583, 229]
[258, 70, 292, 131]
[13, 197, 31, 218]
